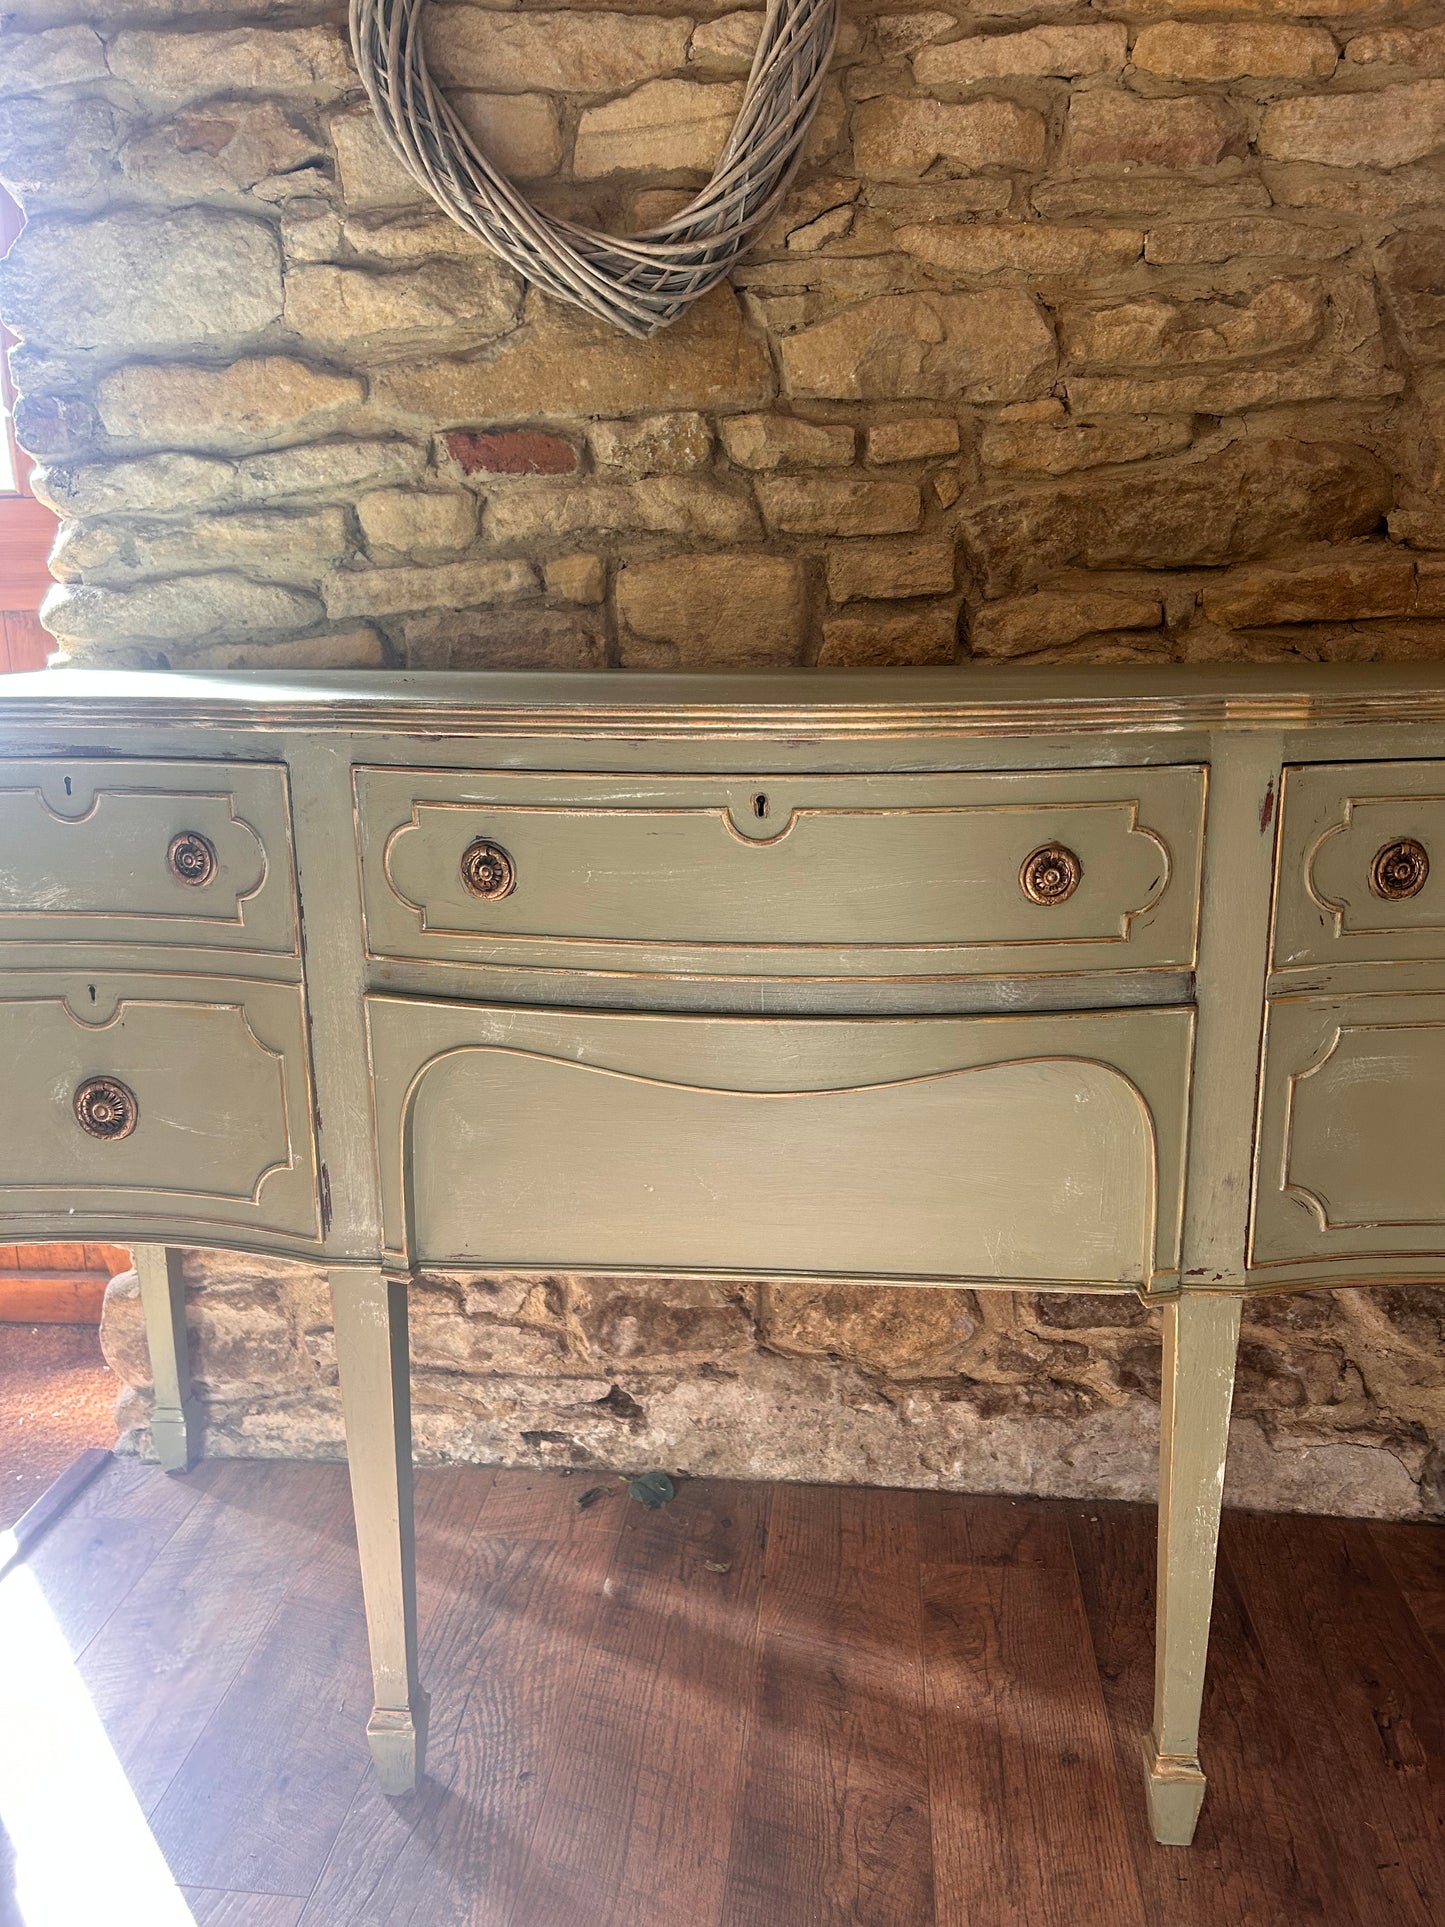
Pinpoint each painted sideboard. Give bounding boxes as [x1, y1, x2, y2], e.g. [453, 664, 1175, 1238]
[3, 662, 1444, 1850]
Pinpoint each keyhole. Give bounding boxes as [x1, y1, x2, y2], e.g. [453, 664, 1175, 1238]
[64, 775, 73, 796]
[752, 792, 769, 820]
[87, 984, 96, 1002]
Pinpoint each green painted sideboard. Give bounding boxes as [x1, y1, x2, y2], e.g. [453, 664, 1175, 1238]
[3, 662, 1443, 1849]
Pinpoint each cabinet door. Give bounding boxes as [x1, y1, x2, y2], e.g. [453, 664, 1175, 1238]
[0, 973, 318, 1245]
[1252, 991, 1445, 1269]
[367, 997, 1193, 1291]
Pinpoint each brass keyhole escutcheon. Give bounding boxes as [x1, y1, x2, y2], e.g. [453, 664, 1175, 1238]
[1370, 836, 1429, 902]
[1020, 843, 1082, 907]
[74, 1075, 138, 1141]
[168, 830, 218, 887]
[460, 837, 516, 901]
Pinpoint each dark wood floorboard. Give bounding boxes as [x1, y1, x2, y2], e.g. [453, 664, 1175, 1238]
[1224, 1512, 1445, 1927]
[719, 1484, 934, 1927]
[298, 1465, 624, 1927]
[1068, 1502, 1354, 1927]
[924, 1501, 1144, 1927]
[1, 1459, 1443, 1927]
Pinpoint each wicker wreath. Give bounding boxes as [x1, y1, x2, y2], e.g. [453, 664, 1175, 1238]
[349, 0, 840, 337]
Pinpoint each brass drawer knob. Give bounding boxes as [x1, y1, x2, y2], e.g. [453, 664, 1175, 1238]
[168, 830, 217, 887]
[74, 1075, 138, 1141]
[1370, 837, 1429, 902]
[460, 837, 516, 901]
[1020, 843, 1082, 906]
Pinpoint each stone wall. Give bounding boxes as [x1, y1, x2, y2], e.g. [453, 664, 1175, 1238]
[4, 0, 1445, 1512]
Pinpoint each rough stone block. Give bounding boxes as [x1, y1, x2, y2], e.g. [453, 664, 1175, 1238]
[107, 26, 352, 109]
[235, 438, 429, 504]
[1133, 22, 1338, 80]
[449, 92, 564, 181]
[284, 258, 522, 349]
[1378, 226, 1445, 360]
[0, 24, 108, 95]
[121, 100, 324, 198]
[720, 413, 855, 469]
[372, 286, 772, 422]
[981, 413, 1194, 474]
[1061, 281, 1322, 368]
[1259, 81, 1445, 168]
[544, 553, 606, 603]
[866, 418, 961, 463]
[574, 79, 744, 178]
[959, 439, 1393, 594]
[1347, 26, 1445, 65]
[1067, 90, 1237, 169]
[424, 9, 692, 93]
[403, 607, 607, 670]
[97, 358, 364, 451]
[1144, 216, 1352, 265]
[1066, 358, 1402, 417]
[761, 1280, 979, 1376]
[826, 536, 955, 601]
[780, 290, 1055, 402]
[0, 207, 281, 353]
[190, 628, 387, 672]
[970, 586, 1165, 656]
[896, 222, 1142, 275]
[589, 413, 712, 474]
[42, 573, 325, 646]
[331, 104, 427, 210]
[755, 475, 922, 535]
[818, 603, 960, 664]
[853, 95, 1047, 176]
[0, 93, 124, 206]
[616, 552, 806, 666]
[486, 477, 760, 544]
[689, 11, 764, 69]
[573, 1278, 755, 1370]
[1202, 544, 1416, 625]
[324, 557, 536, 619]
[58, 506, 350, 589]
[915, 24, 1127, 83]
[358, 488, 478, 556]
[32, 452, 236, 521]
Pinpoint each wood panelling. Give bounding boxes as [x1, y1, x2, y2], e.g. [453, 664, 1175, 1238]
[3, 1461, 1444, 1927]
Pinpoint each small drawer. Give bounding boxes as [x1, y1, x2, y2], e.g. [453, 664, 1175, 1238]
[0, 973, 318, 1242]
[355, 765, 1205, 982]
[1252, 990, 1445, 1271]
[1273, 761, 1445, 969]
[0, 758, 297, 956]
[366, 995, 1192, 1289]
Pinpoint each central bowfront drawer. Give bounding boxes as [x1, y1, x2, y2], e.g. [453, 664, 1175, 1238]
[355, 765, 1205, 981]
[0, 757, 297, 956]
[0, 972, 318, 1242]
[366, 997, 1192, 1289]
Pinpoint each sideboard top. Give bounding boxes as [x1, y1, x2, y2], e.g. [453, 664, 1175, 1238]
[4, 663, 1445, 739]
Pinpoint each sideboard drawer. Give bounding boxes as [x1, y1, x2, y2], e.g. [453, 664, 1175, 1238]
[1273, 761, 1445, 969]
[1252, 990, 1445, 1269]
[0, 974, 318, 1241]
[0, 758, 297, 956]
[355, 765, 1204, 981]
[366, 995, 1192, 1289]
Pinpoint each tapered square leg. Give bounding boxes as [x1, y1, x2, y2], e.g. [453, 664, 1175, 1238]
[133, 1244, 200, 1473]
[1146, 1290, 1242, 1846]
[331, 1267, 427, 1793]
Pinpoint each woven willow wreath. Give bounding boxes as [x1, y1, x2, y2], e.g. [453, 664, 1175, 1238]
[349, 0, 840, 337]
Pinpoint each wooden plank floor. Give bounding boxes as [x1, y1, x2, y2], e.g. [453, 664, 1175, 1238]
[1, 1460, 1442, 1927]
